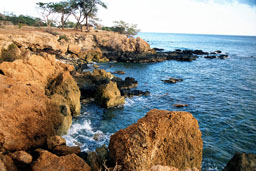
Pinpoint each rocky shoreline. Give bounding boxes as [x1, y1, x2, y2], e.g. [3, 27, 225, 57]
[0, 27, 254, 171]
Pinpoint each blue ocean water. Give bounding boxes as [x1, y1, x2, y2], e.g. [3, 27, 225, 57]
[64, 32, 256, 170]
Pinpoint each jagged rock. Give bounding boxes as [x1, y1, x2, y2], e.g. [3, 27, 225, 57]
[47, 136, 66, 150]
[109, 109, 203, 171]
[96, 145, 109, 164]
[10, 151, 32, 164]
[162, 77, 183, 83]
[121, 89, 150, 97]
[223, 153, 256, 171]
[32, 150, 91, 171]
[0, 54, 80, 151]
[113, 77, 138, 90]
[68, 44, 81, 54]
[95, 81, 125, 108]
[86, 152, 101, 171]
[52, 145, 81, 156]
[0, 153, 17, 171]
[153, 48, 165, 52]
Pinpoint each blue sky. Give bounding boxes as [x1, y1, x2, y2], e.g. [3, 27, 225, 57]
[0, 0, 256, 35]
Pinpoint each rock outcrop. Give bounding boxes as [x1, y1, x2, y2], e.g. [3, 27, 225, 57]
[0, 53, 80, 151]
[32, 150, 91, 171]
[109, 109, 203, 171]
[223, 153, 256, 171]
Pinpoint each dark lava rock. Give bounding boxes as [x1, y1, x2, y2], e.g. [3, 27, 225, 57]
[215, 50, 222, 54]
[205, 55, 217, 59]
[193, 50, 209, 55]
[162, 77, 183, 83]
[112, 77, 138, 90]
[223, 153, 256, 171]
[121, 90, 150, 97]
[173, 104, 189, 108]
[219, 54, 228, 59]
[153, 48, 165, 52]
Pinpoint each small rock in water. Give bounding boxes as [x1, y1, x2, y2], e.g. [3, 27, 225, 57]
[218, 54, 228, 59]
[215, 50, 222, 53]
[173, 104, 189, 108]
[112, 70, 126, 75]
[93, 132, 104, 141]
[162, 77, 183, 83]
[205, 55, 217, 59]
[153, 47, 165, 52]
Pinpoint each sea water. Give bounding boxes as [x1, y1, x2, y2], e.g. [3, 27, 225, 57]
[64, 32, 256, 170]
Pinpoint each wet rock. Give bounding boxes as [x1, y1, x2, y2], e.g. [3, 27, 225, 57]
[10, 151, 32, 164]
[93, 132, 105, 141]
[95, 81, 125, 108]
[32, 150, 90, 171]
[205, 55, 217, 59]
[87, 152, 101, 171]
[109, 109, 203, 171]
[223, 153, 256, 171]
[162, 77, 183, 83]
[193, 50, 208, 55]
[47, 136, 66, 150]
[173, 104, 189, 108]
[215, 50, 222, 53]
[218, 54, 228, 59]
[96, 145, 109, 164]
[113, 77, 138, 90]
[52, 145, 81, 156]
[121, 89, 150, 97]
[112, 70, 126, 75]
[153, 48, 165, 52]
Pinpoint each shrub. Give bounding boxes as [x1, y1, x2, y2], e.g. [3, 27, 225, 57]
[58, 35, 68, 41]
[0, 43, 21, 62]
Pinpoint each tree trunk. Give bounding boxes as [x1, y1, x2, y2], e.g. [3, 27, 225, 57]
[85, 15, 89, 32]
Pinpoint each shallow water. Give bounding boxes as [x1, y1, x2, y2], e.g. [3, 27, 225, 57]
[64, 33, 256, 170]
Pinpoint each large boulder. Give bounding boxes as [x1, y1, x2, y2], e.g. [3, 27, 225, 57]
[223, 153, 256, 171]
[0, 54, 80, 151]
[95, 81, 125, 108]
[109, 109, 203, 171]
[32, 150, 91, 171]
[0, 75, 62, 151]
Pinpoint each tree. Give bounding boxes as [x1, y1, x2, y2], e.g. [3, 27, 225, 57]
[36, 2, 55, 27]
[113, 20, 140, 37]
[70, 0, 85, 30]
[52, 1, 72, 29]
[72, 0, 107, 31]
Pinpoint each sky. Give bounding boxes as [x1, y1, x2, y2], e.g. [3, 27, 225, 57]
[0, 0, 256, 36]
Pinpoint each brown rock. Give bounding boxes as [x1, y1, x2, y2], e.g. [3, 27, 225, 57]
[0, 54, 80, 151]
[68, 44, 81, 54]
[0, 75, 62, 151]
[10, 151, 32, 164]
[95, 81, 125, 108]
[32, 150, 91, 171]
[47, 136, 66, 150]
[173, 104, 189, 108]
[136, 37, 151, 53]
[109, 109, 203, 171]
[52, 145, 81, 156]
[0, 153, 17, 171]
[223, 153, 256, 171]
[150, 165, 179, 171]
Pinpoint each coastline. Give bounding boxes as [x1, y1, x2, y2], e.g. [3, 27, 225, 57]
[0, 26, 255, 170]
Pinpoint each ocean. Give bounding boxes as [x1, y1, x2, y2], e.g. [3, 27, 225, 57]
[64, 32, 256, 170]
